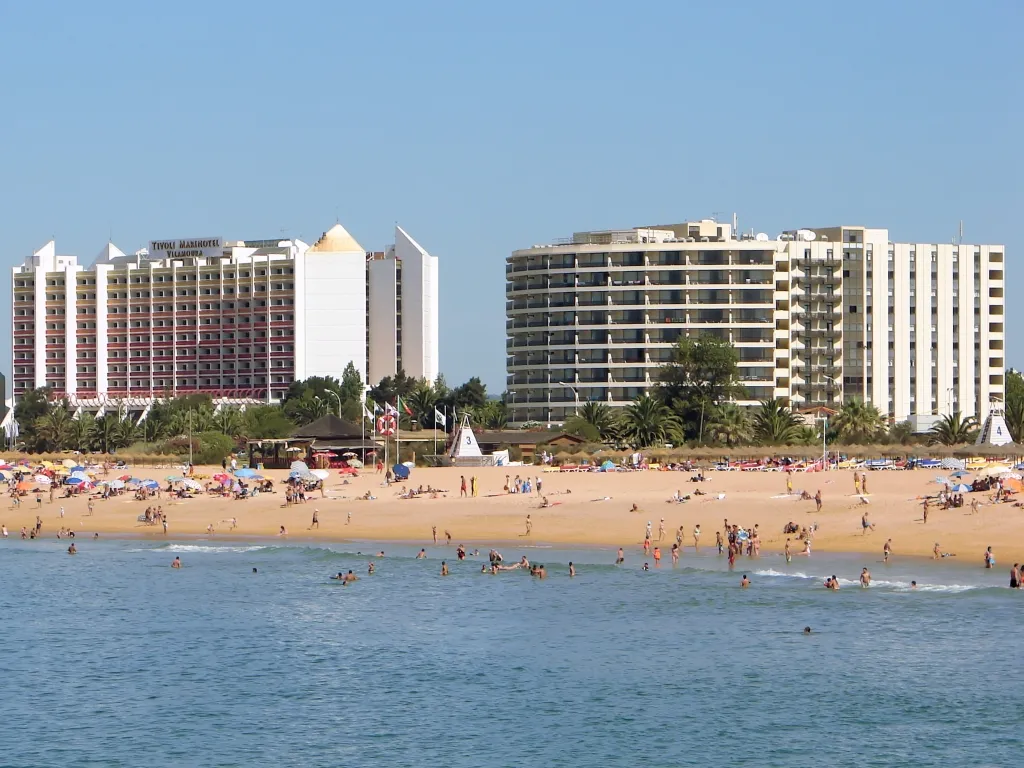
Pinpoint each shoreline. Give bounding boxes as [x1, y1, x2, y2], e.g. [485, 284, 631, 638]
[4, 463, 1017, 563]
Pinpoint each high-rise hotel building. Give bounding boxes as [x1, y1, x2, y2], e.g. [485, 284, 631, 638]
[506, 220, 1005, 427]
[11, 224, 439, 407]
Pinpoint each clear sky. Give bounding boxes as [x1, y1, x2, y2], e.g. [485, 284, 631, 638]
[1, 0, 1020, 394]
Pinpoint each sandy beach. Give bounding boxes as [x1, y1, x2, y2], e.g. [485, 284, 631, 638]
[6, 463, 1021, 564]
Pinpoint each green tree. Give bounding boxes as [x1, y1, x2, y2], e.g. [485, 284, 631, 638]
[242, 406, 295, 439]
[338, 362, 364, 406]
[622, 393, 682, 449]
[68, 412, 96, 452]
[284, 392, 329, 426]
[367, 369, 417, 406]
[929, 412, 979, 446]
[14, 387, 54, 451]
[752, 399, 801, 445]
[452, 377, 488, 411]
[707, 403, 753, 447]
[656, 335, 743, 441]
[832, 398, 886, 443]
[888, 420, 915, 445]
[564, 401, 621, 444]
[404, 383, 437, 430]
[1006, 398, 1024, 443]
[215, 407, 245, 441]
[112, 419, 138, 450]
[283, 376, 343, 411]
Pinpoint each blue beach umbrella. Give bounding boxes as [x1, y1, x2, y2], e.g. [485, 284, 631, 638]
[64, 477, 85, 485]
[141, 479, 159, 489]
[950, 483, 972, 492]
[235, 468, 259, 478]
[949, 470, 970, 478]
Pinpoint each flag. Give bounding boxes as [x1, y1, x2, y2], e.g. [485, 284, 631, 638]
[384, 401, 398, 416]
[373, 402, 383, 414]
[434, 408, 446, 427]
[400, 395, 413, 416]
[362, 404, 374, 422]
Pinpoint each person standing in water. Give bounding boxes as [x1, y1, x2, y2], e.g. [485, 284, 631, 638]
[860, 568, 871, 587]
[440, 561, 449, 576]
[615, 547, 625, 565]
[740, 574, 750, 588]
[1011, 564, 1020, 589]
[693, 524, 701, 551]
[784, 538, 792, 563]
[716, 530, 724, 555]
[985, 546, 995, 569]
[171, 556, 181, 568]
[569, 562, 576, 577]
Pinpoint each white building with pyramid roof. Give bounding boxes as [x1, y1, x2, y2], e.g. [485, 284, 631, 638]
[976, 403, 1013, 446]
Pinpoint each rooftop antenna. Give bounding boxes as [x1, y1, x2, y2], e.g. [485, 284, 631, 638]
[711, 211, 723, 222]
[959, 220, 963, 245]
[732, 212, 738, 236]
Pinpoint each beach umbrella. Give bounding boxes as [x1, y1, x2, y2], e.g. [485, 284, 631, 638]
[213, 473, 229, 483]
[939, 458, 965, 470]
[311, 469, 330, 480]
[932, 475, 951, 485]
[235, 468, 260, 478]
[165, 475, 185, 483]
[347, 459, 363, 468]
[64, 477, 85, 485]
[182, 478, 203, 491]
[975, 465, 1011, 479]
[69, 465, 85, 473]
[948, 470, 970, 478]
[61, 459, 76, 468]
[118, 474, 132, 481]
[289, 460, 309, 472]
[950, 483, 972, 492]
[33, 474, 52, 485]
[286, 447, 303, 453]
[109, 479, 125, 489]
[141, 479, 159, 489]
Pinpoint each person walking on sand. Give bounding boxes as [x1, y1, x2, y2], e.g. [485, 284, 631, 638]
[693, 524, 701, 551]
[922, 499, 929, 525]
[716, 530, 724, 555]
[310, 509, 319, 529]
[786, 470, 793, 495]
[814, 490, 822, 514]
[445, 529, 452, 546]
[346, 509, 352, 525]
[162, 517, 168, 534]
[460, 476, 467, 498]
[658, 518, 665, 541]
[862, 473, 868, 494]
[883, 538, 892, 563]
[525, 515, 532, 536]
[645, 520, 652, 541]
[853, 471, 861, 495]
[861, 512, 875, 534]
[59, 506, 65, 519]
[432, 526, 437, 544]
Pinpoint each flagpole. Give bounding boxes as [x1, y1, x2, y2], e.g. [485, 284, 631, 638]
[396, 395, 401, 468]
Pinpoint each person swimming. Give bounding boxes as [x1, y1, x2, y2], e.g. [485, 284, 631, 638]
[171, 556, 181, 569]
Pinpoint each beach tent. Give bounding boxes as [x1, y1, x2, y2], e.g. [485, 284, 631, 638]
[600, 460, 616, 471]
[234, 468, 260, 478]
[392, 463, 410, 480]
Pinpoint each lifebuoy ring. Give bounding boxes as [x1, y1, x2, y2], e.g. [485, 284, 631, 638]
[376, 414, 397, 436]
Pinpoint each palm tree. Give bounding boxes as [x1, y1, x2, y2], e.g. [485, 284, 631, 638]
[215, 407, 245, 441]
[621, 394, 682, 449]
[564, 401, 621, 443]
[35, 408, 73, 451]
[139, 411, 170, 443]
[475, 400, 508, 430]
[752, 399, 801, 444]
[91, 415, 119, 453]
[831, 398, 886, 444]
[67, 413, 95, 452]
[112, 418, 138, 450]
[929, 412, 979, 446]
[707, 403, 752, 447]
[1006, 399, 1024, 443]
[404, 384, 438, 430]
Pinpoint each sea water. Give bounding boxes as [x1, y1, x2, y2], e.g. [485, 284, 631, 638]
[1, 538, 1020, 767]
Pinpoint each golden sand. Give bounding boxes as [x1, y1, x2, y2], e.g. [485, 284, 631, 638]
[6, 464, 1015, 563]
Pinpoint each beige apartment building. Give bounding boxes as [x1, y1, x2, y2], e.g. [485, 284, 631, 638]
[506, 220, 1005, 428]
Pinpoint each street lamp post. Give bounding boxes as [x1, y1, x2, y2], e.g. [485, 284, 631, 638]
[326, 390, 342, 417]
[822, 374, 839, 471]
[557, 381, 580, 418]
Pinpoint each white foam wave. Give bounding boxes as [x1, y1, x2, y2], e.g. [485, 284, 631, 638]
[754, 568, 978, 592]
[160, 544, 268, 554]
[754, 568, 811, 579]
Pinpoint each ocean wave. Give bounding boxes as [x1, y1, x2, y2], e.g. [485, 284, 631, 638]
[753, 568, 812, 579]
[753, 568, 979, 592]
[138, 544, 270, 554]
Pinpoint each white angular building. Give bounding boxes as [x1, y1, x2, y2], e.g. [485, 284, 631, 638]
[367, 226, 440, 384]
[506, 220, 1005, 427]
[11, 223, 440, 408]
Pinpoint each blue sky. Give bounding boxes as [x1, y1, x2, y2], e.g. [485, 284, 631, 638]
[1, 0, 1020, 394]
